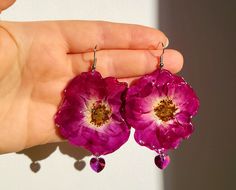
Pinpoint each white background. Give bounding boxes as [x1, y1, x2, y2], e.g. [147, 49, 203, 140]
[0, 1, 163, 190]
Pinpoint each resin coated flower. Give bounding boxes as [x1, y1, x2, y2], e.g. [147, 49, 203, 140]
[125, 69, 199, 151]
[55, 71, 130, 156]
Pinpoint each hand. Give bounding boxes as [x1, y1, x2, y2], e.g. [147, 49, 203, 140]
[0, 0, 15, 12]
[0, 20, 183, 154]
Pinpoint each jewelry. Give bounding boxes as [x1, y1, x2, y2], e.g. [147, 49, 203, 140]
[125, 43, 199, 169]
[55, 46, 130, 172]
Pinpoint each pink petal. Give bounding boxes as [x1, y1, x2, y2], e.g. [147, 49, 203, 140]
[55, 71, 130, 156]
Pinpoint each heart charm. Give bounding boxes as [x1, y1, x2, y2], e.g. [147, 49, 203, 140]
[154, 154, 170, 170]
[90, 157, 106, 173]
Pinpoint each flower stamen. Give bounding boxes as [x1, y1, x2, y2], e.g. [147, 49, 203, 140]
[154, 98, 177, 122]
[90, 102, 111, 127]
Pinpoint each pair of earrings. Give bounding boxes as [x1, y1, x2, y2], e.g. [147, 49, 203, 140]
[55, 44, 199, 173]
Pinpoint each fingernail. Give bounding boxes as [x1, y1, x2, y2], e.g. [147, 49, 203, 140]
[164, 38, 169, 48]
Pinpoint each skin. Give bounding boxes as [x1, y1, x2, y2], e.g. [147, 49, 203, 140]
[0, 0, 15, 12]
[0, 2, 183, 154]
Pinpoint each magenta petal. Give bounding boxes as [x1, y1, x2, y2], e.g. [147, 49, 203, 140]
[82, 121, 130, 156]
[104, 77, 127, 114]
[155, 69, 185, 87]
[125, 97, 155, 130]
[127, 70, 158, 97]
[99, 120, 130, 155]
[181, 123, 194, 139]
[125, 86, 165, 130]
[157, 123, 193, 149]
[65, 71, 106, 100]
[66, 125, 94, 148]
[55, 71, 130, 156]
[125, 69, 199, 152]
[155, 69, 175, 86]
[64, 115, 130, 156]
[134, 123, 161, 150]
[55, 103, 86, 138]
[105, 77, 127, 101]
[55, 100, 86, 123]
[175, 111, 191, 124]
[167, 83, 199, 116]
[157, 127, 182, 149]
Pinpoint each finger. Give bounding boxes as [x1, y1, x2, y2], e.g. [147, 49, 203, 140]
[118, 77, 140, 86]
[0, 0, 15, 12]
[69, 49, 183, 78]
[58, 21, 169, 53]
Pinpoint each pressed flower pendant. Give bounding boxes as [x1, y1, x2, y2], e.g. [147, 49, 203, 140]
[55, 46, 130, 172]
[125, 45, 200, 169]
[55, 43, 199, 172]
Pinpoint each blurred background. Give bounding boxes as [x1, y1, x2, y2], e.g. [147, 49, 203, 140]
[159, 1, 236, 190]
[0, 0, 235, 190]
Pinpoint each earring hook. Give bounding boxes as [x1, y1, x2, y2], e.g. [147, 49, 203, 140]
[91, 45, 97, 72]
[157, 42, 165, 69]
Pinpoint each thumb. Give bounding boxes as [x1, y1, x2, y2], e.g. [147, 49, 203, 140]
[0, 0, 16, 13]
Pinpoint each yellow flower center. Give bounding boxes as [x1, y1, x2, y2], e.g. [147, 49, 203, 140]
[90, 103, 111, 127]
[154, 98, 177, 122]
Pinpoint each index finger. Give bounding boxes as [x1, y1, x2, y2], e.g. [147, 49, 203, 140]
[59, 21, 169, 53]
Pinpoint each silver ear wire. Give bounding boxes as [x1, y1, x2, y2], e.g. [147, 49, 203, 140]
[91, 45, 97, 72]
[157, 42, 166, 69]
[159, 42, 165, 69]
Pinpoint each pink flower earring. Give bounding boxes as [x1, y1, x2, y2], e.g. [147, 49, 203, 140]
[125, 44, 199, 169]
[55, 46, 130, 172]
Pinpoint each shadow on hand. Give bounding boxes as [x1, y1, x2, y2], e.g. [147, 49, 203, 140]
[16, 142, 91, 173]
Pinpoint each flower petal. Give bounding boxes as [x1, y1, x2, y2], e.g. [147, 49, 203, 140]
[175, 111, 191, 124]
[157, 122, 194, 149]
[55, 100, 86, 138]
[134, 123, 161, 150]
[125, 96, 155, 130]
[125, 68, 199, 152]
[104, 77, 127, 114]
[127, 70, 159, 97]
[55, 71, 130, 156]
[156, 69, 175, 86]
[68, 119, 130, 156]
[65, 71, 106, 100]
[125, 85, 167, 130]
[157, 127, 182, 150]
[167, 83, 200, 116]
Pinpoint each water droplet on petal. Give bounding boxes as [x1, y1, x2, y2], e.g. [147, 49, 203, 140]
[154, 154, 170, 170]
[139, 140, 144, 145]
[90, 157, 105, 173]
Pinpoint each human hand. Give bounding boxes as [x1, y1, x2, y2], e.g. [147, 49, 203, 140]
[0, 20, 183, 154]
[0, 0, 15, 13]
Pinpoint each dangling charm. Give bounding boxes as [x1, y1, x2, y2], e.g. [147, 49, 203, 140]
[55, 46, 130, 173]
[90, 156, 106, 173]
[125, 43, 199, 169]
[154, 149, 170, 169]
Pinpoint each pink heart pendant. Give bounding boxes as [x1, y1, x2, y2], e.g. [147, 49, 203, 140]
[90, 157, 106, 173]
[154, 154, 170, 170]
